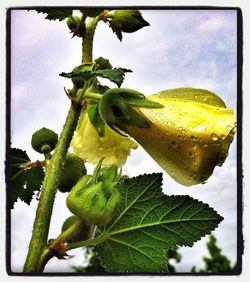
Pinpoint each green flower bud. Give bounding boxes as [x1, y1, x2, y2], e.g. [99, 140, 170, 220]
[61, 215, 94, 243]
[67, 16, 85, 37]
[66, 171, 120, 226]
[67, 16, 81, 31]
[58, 153, 87, 193]
[105, 10, 149, 33]
[31, 127, 58, 154]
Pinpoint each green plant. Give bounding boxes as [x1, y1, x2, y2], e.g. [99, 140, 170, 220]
[191, 234, 236, 273]
[10, 9, 236, 273]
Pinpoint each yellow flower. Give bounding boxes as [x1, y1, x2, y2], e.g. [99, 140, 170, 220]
[126, 88, 236, 186]
[71, 112, 138, 166]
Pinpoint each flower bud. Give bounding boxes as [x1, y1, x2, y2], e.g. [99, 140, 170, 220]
[125, 88, 236, 186]
[67, 176, 120, 226]
[67, 16, 81, 31]
[58, 153, 87, 193]
[105, 10, 149, 33]
[31, 127, 58, 154]
[66, 16, 85, 37]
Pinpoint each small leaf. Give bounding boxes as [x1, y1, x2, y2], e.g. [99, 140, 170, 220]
[87, 99, 106, 137]
[10, 148, 44, 208]
[96, 173, 223, 273]
[36, 9, 73, 21]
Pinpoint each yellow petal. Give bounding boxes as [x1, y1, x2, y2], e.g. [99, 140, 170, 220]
[126, 88, 236, 186]
[71, 112, 138, 166]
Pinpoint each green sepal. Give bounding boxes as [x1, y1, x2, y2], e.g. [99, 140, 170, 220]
[87, 99, 106, 137]
[66, 162, 121, 226]
[104, 88, 163, 108]
[99, 91, 150, 132]
[67, 179, 120, 226]
[97, 165, 119, 194]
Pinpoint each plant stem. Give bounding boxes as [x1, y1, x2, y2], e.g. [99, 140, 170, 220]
[23, 102, 81, 272]
[67, 233, 107, 251]
[82, 17, 100, 63]
[23, 15, 100, 273]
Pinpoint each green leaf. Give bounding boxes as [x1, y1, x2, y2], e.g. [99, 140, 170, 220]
[87, 99, 105, 137]
[10, 148, 45, 208]
[60, 66, 132, 87]
[96, 173, 223, 273]
[36, 9, 73, 21]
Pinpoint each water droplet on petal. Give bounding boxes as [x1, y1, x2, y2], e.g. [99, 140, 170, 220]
[210, 133, 218, 141]
[196, 125, 206, 131]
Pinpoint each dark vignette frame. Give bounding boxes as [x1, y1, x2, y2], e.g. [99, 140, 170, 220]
[5, 5, 243, 277]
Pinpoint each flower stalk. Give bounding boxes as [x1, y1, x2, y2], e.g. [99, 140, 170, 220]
[23, 15, 100, 273]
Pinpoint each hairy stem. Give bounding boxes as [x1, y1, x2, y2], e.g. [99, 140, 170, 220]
[23, 102, 82, 272]
[23, 16, 100, 273]
[82, 17, 100, 63]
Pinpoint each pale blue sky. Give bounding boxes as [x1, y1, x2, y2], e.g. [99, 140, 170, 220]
[11, 9, 238, 272]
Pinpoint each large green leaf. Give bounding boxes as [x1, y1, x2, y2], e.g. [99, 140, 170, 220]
[96, 173, 223, 273]
[10, 148, 44, 208]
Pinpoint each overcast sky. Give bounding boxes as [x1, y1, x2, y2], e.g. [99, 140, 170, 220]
[10, 9, 237, 273]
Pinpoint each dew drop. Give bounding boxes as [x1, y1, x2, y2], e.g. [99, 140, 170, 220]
[210, 133, 218, 141]
[196, 125, 206, 131]
[164, 121, 172, 126]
